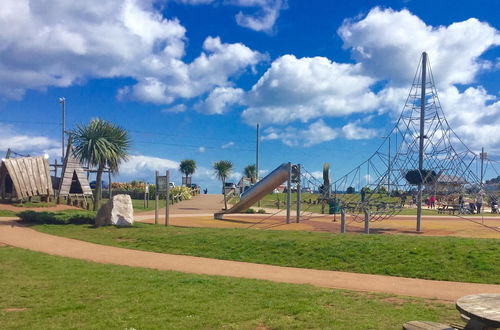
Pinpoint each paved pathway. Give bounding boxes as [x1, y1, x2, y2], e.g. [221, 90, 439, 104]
[1, 218, 499, 302]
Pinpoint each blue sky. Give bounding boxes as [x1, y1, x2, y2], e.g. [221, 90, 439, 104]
[0, 0, 499, 192]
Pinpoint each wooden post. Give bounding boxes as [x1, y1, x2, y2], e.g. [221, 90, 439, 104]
[165, 170, 170, 226]
[155, 171, 159, 225]
[108, 169, 112, 200]
[341, 209, 346, 233]
[364, 209, 370, 234]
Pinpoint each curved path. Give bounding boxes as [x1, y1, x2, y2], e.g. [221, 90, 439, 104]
[1, 217, 499, 302]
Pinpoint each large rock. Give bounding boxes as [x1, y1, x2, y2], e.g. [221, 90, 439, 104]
[95, 194, 134, 227]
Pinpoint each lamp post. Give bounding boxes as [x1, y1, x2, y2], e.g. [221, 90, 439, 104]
[58, 97, 66, 162]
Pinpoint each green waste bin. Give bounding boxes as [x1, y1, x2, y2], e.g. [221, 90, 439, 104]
[328, 199, 340, 214]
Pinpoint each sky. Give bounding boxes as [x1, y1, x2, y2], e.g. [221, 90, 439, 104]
[0, 0, 499, 193]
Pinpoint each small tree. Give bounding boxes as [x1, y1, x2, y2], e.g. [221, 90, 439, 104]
[346, 186, 355, 194]
[179, 159, 196, 186]
[243, 164, 257, 183]
[213, 160, 233, 210]
[72, 119, 130, 211]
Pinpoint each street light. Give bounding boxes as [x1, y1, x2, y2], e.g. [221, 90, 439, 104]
[58, 97, 65, 162]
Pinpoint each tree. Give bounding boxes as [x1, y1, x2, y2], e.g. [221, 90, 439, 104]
[346, 186, 355, 194]
[243, 164, 257, 183]
[179, 159, 197, 186]
[213, 160, 233, 210]
[72, 119, 130, 211]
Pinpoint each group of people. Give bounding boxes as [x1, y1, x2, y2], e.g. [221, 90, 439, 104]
[402, 192, 497, 214]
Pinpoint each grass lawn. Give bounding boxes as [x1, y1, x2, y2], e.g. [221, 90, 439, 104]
[0, 210, 17, 217]
[34, 223, 500, 284]
[0, 246, 460, 329]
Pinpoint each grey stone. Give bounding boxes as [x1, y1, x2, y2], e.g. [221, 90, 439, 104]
[95, 194, 134, 227]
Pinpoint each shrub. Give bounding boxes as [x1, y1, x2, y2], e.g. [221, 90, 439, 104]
[18, 210, 96, 225]
[245, 208, 256, 213]
[257, 209, 266, 214]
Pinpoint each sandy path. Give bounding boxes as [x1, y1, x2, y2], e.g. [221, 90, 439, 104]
[1, 218, 499, 302]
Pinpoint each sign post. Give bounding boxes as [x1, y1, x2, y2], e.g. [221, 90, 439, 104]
[165, 170, 170, 226]
[157, 173, 169, 225]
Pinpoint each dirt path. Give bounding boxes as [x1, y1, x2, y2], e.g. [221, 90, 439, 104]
[1, 218, 499, 302]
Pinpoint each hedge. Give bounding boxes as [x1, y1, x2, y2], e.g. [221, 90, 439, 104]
[18, 210, 96, 225]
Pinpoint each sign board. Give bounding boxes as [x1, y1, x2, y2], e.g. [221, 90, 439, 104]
[182, 176, 192, 186]
[157, 176, 168, 193]
[145, 184, 149, 194]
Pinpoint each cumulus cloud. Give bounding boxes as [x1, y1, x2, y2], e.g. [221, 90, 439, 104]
[0, 124, 61, 157]
[232, 0, 287, 33]
[262, 120, 339, 147]
[119, 155, 178, 177]
[0, 0, 264, 102]
[242, 55, 377, 125]
[196, 87, 244, 114]
[162, 104, 187, 113]
[341, 122, 378, 140]
[198, 146, 206, 153]
[338, 7, 500, 86]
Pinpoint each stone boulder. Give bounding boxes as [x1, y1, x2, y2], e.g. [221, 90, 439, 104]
[95, 194, 134, 227]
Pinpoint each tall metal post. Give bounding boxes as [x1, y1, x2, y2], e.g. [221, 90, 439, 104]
[155, 170, 159, 225]
[256, 123, 260, 207]
[388, 136, 391, 192]
[165, 170, 170, 226]
[296, 164, 301, 223]
[416, 52, 427, 232]
[480, 147, 485, 185]
[364, 209, 370, 234]
[286, 162, 291, 224]
[59, 97, 66, 162]
[340, 209, 346, 233]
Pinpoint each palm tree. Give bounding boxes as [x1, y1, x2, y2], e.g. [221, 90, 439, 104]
[213, 160, 233, 210]
[179, 159, 196, 186]
[244, 164, 257, 184]
[72, 119, 130, 211]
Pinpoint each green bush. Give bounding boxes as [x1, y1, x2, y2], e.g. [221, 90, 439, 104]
[244, 208, 256, 213]
[18, 210, 96, 225]
[257, 209, 266, 214]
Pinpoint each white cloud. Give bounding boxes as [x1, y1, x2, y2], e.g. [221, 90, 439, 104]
[120, 155, 178, 177]
[221, 141, 235, 149]
[232, 0, 287, 33]
[242, 55, 377, 125]
[0, 1, 264, 103]
[262, 119, 339, 147]
[196, 87, 244, 114]
[162, 104, 187, 113]
[338, 7, 500, 86]
[341, 122, 378, 140]
[0, 124, 61, 157]
[198, 146, 206, 153]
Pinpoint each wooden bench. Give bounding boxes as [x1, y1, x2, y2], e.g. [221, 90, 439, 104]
[403, 320, 463, 330]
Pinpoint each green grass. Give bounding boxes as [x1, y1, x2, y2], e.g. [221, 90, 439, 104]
[34, 223, 500, 284]
[96, 198, 167, 212]
[0, 210, 17, 217]
[0, 246, 460, 329]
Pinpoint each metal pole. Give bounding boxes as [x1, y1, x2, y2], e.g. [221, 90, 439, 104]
[286, 162, 291, 224]
[59, 97, 66, 162]
[155, 170, 159, 225]
[296, 164, 301, 223]
[388, 136, 391, 192]
[364, 209, 370, 234]
[480, 147, 484, 185]
[416, 52, 427, 232]
[165, 170, 170, 226]
[341, 209, 346, 233]
[256, 123, 260, 207]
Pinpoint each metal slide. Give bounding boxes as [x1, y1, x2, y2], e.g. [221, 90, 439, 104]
[222, 163, 290, 215]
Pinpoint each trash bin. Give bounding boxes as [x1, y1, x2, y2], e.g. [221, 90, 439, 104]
[328, 199, 339, 214]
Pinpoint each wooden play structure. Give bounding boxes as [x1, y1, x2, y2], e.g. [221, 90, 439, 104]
[0, 155, 54, 200]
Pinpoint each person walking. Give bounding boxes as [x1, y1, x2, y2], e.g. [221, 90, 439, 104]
[476, 194, 483, 214]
